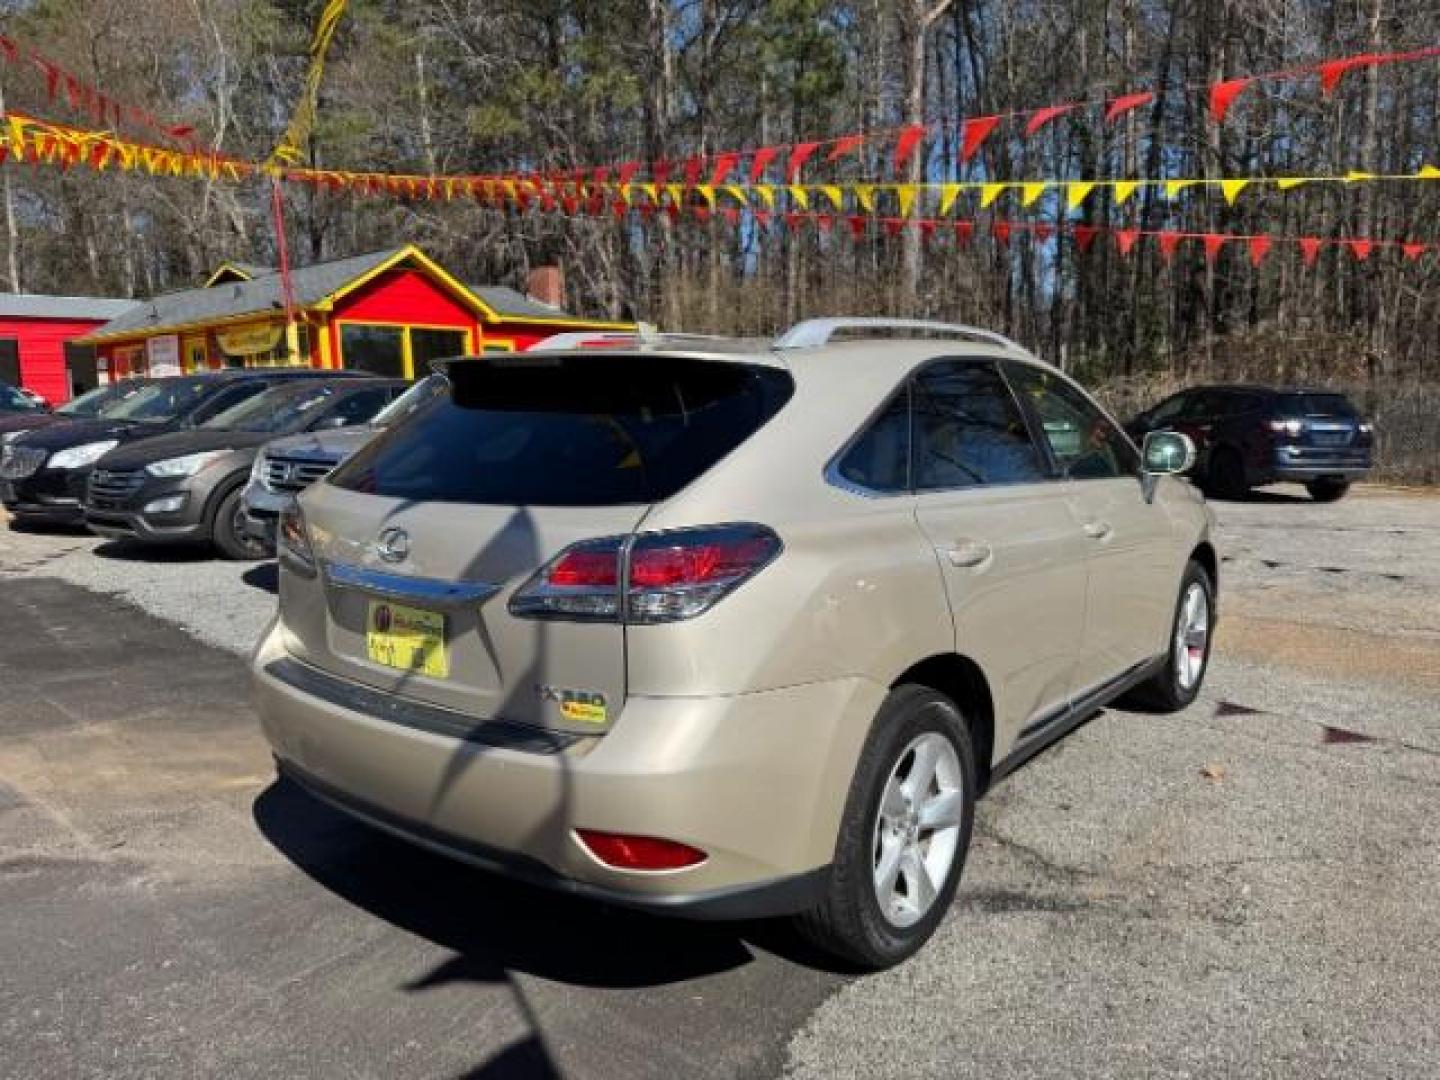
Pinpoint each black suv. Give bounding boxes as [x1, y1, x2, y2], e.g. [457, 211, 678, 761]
[1127, 385, 1373, 501]
[85, 377, 407, 559]
[0, 369, 372, 527]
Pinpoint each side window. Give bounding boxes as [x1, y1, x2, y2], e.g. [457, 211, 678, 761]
[323, 387, 391, 428]
[835, 386, 910, 493]
[911, 361, 1046, 490]
[190, 382, 266, 424]
[1146, 393, 1190, 425]
[1003, 362, 1140, 480]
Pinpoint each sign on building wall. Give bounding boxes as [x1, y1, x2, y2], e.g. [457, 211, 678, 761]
[218, 322, 284, 357]
[146, 334, 181, 377]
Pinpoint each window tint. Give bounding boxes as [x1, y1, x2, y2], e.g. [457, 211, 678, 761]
[103, 376, 214, 422]
[1003, 362, 1140, 479]
[911, 362, 1046, 490]
[835, 386, 909, 493]
[189, 381, 269, 425]
[1145, 393, 1191, 425]
[325, 386, 394, 427]
[1277, 393, 1358, 418]
[332, 356, 793, 506]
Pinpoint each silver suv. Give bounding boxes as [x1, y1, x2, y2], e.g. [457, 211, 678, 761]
[252, 319, 1215, 968]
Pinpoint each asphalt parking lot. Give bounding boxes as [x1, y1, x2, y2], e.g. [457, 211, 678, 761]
[2, 485, 1437, 1079]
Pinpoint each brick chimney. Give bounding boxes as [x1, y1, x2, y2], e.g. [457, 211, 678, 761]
[526, 265, 565, 309]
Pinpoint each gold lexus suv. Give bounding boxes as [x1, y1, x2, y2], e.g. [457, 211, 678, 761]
[253, 319, 1215, 969]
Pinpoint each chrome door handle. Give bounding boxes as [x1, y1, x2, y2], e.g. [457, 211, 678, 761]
[947, 541, 992, 568]
[1082, 520, 1112, 540]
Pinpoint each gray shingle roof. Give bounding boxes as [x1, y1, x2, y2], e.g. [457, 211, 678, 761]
[467, 285, 566, 319]
[0, 293, 139, 321]
[87, 249, 410, 339]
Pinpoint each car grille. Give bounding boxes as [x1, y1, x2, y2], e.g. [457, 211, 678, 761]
[0, 445, 48, 480]
[87, 468, 146, 509]
[263, 456, 335, 494]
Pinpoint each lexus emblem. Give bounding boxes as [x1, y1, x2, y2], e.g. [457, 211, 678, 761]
[375, 527, 410, 564]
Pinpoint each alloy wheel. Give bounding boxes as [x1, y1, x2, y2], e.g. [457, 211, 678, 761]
[1174, 582, 1210, 691]
[871, 731, 964, 929]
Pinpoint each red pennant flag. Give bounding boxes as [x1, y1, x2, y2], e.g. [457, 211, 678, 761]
[561, 194, 579, 216]
[847, 215, 868, 239]
[753, 209, 773, 227]
[1114, 228, 1140, 256]
[992, 220, 1012, 246]
[616, 161, 643, 186]
[748, 146, 779, 183]
[0, 35, 17, 61]
[960, 116, 1000, 163]
[1158, 232, 1183, 262]
[592, 165, 610, 186]
[1299, 237, 1323, 265]
[1024, 103, 1079, 137]
[883, 217, 905, 238]
[816, 214, 834, 234]
[893, 125, 926, 170]
[1209, 78, 1254, 122]
[825, 134, 866, 163]
[0, 147, 8, 167]
[1031, 222, 1055, 242]
[918, 219, 937, 240]
[611, 199, 628, 220]
[1105, 92, 1154, 123]
[1072, 225, 1100, 253]
[1347, 239, 1373, 261]
[652, 159, 672, 187]
[1202, 234, 1227, 263]
[710, 152, 741, 187]
[33, 57, 60, 99]
[682, 157, 704, 186]
[1320, 54, 1380, 96]
[1402, 242, 1426, 260]
[1248, 236, 1272, 266]
[954, 220, 975, 246]
[691, 204, 710, 223]
[63, 74, 82, 108]
[663, 202, 680, 221]
[785, 211, 805, 231]
[722, 207, 741, 227]
[787, 141, 821, 182]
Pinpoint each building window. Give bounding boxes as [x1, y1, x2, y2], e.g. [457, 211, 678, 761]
[340, 325, 406, 377]
[411, 328, 469, 372]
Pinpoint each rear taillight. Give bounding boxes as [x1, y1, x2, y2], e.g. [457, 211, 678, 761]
[575, 829, 707, 871]
[278, 505, 316, 575]
[509, 523, 781, 624]
[1267, 419, 1304, 438]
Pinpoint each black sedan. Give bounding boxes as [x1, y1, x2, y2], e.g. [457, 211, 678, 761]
[85, 378, 406, 558]
[0, 369, 372, 527]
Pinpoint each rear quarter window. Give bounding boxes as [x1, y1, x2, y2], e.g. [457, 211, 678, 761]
[330, 355, 793, 506]
[1277, 393, 1359, 418]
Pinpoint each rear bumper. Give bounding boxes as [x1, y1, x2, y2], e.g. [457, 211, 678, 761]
[1263, 446, 1372, 483]
[251, 620, 880, 918]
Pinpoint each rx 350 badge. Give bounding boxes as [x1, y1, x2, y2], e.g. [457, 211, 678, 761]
[536, 685, 608, 724]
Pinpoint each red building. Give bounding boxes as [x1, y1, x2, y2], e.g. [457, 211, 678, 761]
[79, 245, 630, 379]
[0, 294, 140, 404]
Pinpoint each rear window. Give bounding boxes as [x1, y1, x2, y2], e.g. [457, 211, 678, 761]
[330, 355, 793, 506]
[1276, 393, 1358, 418]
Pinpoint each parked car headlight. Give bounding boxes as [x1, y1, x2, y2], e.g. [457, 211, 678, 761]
[48, 439, 118, 470]
[250, 453, 269, 489]
[145, 450, 230, 478]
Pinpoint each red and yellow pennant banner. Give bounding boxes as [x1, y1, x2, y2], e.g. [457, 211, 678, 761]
[269, 0, 350, 166]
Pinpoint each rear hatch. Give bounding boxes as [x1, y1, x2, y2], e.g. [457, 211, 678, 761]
[1277, 392, 1369, 449]
[283, 351, 792, 735]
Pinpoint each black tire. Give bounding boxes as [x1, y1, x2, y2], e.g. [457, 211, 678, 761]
[1207, 446, 1248, 499]
[1118, 560, 1215, 713]
[796, 685, 977, 970]
[211, 485, 268, 561]
[1306, 479, 1350, 503]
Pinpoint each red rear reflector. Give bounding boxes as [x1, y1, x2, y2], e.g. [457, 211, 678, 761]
[576, 829, 707, 871]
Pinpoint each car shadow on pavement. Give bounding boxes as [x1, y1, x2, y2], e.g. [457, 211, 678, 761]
[241, 561, 278, 594]
[1206, 488, 1313, 504]
[91, 538, 216, 562]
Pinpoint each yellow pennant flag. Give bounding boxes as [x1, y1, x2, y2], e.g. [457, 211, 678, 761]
[1220, 179, 1250, 205]
[269, 0, 350, 166]
[1418, 164, 1440, 178]
[896, 184, 919, 217]
[618, 183, 634, 204]
[695, 184, 716, 208]
[639, 182, 659, 204]
[1113, 180, 1141, 205]
[665, 183, 684, 205]
[1164, 179, 1198, 200]
[980, 183, 1007, 208]
[1345, 170, 1376, 181]
[821, 185, 845, 211]
[852, 185, 875, 213]
[1020, 182, 1047, 208]
[1066, 182, 1096, 210]
[788, 185, 810, 210]
[1276, 177, 1308, 190]
[753, 185, 776, 209]
[938, 184, 961, 215]
[722, 184, 748, 206]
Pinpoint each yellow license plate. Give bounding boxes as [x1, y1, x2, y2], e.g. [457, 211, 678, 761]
[366, 601, 449, 679]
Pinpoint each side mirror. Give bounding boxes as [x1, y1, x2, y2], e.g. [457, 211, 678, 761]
[1142, 430, 1197, 475]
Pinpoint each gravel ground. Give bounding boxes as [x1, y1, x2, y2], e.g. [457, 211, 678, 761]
[2, 483, 1438, 1079]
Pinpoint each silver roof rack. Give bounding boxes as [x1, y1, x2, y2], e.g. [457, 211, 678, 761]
[773, 317, 1038, 359]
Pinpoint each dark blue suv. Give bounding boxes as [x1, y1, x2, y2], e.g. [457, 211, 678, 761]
[1127, 385, 1373, 501]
